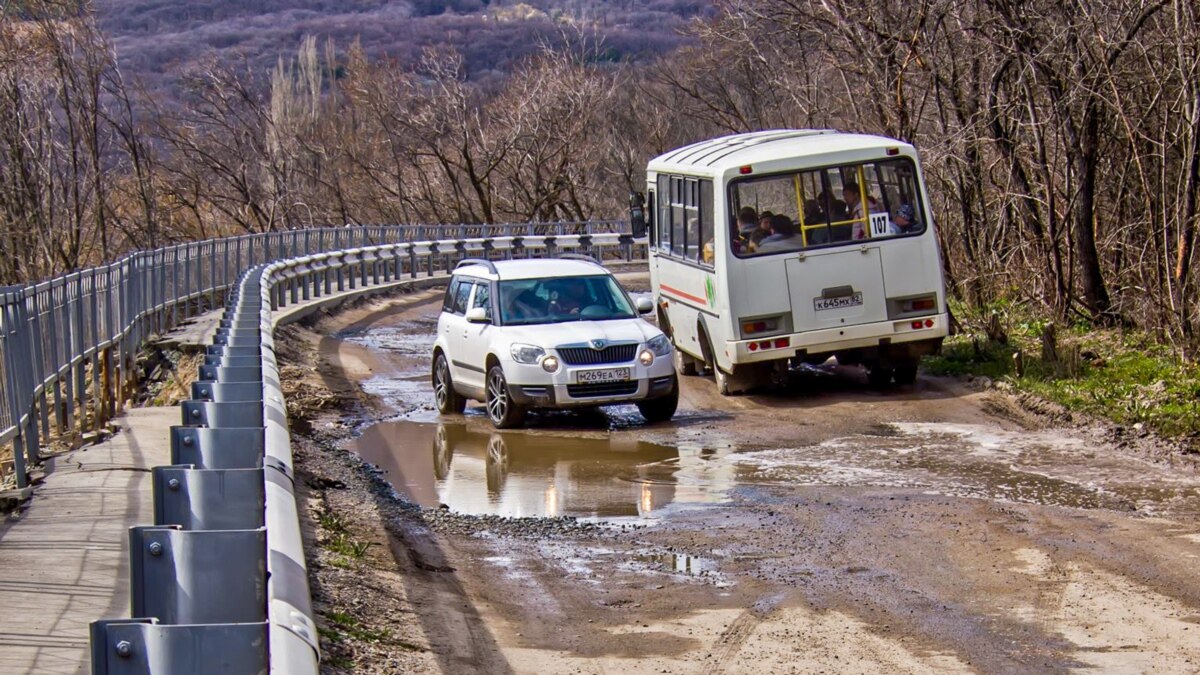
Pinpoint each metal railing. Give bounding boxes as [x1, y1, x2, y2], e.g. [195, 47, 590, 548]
[0, 221, 628, 490]
[87, 230, 642, 673]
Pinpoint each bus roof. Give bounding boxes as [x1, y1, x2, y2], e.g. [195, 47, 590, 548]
[647, 130, 913, 176]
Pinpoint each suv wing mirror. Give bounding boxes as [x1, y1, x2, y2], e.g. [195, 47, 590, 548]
[465, 307, 490, 323]
[635, 296, 654, 314]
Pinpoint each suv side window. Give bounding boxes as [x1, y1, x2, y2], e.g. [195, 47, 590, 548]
[443, 278, 461, 313]
[451, 279, 472, 315]
[470, 282, 492, 320]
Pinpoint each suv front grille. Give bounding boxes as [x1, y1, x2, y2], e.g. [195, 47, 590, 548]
[566, 381, 639, 398]
[558, 344, 637, 366]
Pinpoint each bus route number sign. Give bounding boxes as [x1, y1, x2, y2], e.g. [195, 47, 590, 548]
[813, 293, 863, 311]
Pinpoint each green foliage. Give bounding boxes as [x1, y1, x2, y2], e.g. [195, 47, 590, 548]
[926, 300, 1200, 441]
[320, 611, 422, 650]
[325, 532, 374, 559]
[317, 508, 374, 563]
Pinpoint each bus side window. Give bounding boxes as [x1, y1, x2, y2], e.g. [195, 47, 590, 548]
[647, 190, 657, 246]
[671, 177, 687, 258]
[657, 174, 671, 251]
[699, 179, 714, 265]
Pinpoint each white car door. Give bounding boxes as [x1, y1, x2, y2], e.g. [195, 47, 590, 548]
[441, 278, 474, 381]
[458, 280, 495, 390]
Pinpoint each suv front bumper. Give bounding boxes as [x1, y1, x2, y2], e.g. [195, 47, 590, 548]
[505, 356, 676, 408]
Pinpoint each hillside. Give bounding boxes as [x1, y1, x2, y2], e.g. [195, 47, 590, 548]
[96, 0, 708, 90]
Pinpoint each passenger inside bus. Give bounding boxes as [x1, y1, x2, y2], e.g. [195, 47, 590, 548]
[755, 214, 802, 253]
[737, 206, 759, 240]
[843, 182, 884, 239]
[889, 203, 921, 235]
[751, 211, 774, 248]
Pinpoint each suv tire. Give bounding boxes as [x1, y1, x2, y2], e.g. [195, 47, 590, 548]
[485, 365, 526, 429]
[433, 352, 467, 414]
[637, 376, 679, 423]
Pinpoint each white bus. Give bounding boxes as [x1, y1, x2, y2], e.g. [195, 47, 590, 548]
[630, 129, 949, 394]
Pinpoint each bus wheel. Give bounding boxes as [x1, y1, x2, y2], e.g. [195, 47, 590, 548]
[673, 347, 699, 376]
[866, 364, 894, 388]
[893, 358, 919, 385]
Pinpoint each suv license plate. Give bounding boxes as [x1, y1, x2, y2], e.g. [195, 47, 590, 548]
[814, 293, 863, 311]
[576, 367, 631, 384]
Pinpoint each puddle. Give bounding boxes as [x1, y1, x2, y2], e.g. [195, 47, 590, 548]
[733, 424, 1200, 516]
[346, 422, 737, 519]
[634, 552, 716, 576]
[338, 312, 1200, 520]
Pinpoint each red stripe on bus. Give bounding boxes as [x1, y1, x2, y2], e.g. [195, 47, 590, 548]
[660, 283, 707, 306]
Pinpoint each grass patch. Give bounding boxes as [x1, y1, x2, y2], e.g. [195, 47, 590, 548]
[325, 532, 374, 558]
[317, 507, 375, 563]
[320, 611, 423, 650]
[925, 299, 1200, 442]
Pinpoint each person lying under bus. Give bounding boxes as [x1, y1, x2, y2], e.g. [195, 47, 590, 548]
[754, 214, 803, 253]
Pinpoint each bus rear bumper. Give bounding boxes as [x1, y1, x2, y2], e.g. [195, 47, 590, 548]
[727, 313, 950, 365]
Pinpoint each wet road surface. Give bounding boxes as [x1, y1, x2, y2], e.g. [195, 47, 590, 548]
[321, 291, 1200, 673]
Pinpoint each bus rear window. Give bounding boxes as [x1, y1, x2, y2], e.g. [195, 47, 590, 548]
[731, 158, 925, 257]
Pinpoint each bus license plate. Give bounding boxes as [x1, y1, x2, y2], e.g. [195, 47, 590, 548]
[576, 367, 631, 384]
[814, 293, 863, 311]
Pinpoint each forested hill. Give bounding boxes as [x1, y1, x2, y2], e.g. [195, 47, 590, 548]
[96, 0, 707, 89]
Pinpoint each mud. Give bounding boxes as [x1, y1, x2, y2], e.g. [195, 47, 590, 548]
[291, 286, 1200, 674]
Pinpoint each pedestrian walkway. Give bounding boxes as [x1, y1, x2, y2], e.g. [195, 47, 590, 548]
[0, 406, 176, 675]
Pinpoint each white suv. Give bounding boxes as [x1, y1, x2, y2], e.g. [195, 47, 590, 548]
[431, 257, 678, 428]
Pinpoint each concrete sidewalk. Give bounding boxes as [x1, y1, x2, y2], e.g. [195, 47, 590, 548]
[0, 407, 176, 675]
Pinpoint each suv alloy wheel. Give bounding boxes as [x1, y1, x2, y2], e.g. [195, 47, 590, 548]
[485, 365, 526, 428]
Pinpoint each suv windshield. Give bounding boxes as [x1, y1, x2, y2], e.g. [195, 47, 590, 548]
[498, 275, 636, 325]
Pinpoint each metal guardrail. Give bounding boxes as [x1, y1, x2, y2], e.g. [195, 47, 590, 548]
[0, 221, 628, 490]
[88, 231, 642, 673]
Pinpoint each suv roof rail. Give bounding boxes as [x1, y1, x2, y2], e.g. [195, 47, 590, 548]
[455, 258, 499, 275]
[557, 253, 603, 267]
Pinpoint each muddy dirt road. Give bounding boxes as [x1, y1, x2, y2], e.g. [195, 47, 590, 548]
[300, 287, 1200, 674]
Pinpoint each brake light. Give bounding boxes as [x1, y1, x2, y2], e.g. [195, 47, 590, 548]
[774, 338, 790, 349]
[748, 342, 758, 351]
[911, 321, 923, 330]
[740, 316, 782, 336]
[912, 298, 936, 311]
[739, 165, 753, 175]
[924, 319, 934, 328]
[886, 147, 900, 156]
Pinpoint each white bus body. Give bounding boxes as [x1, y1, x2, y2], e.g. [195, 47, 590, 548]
[639, 130, 949, 393]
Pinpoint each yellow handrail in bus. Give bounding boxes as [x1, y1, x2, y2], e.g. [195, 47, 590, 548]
[793, 174, 808, 247]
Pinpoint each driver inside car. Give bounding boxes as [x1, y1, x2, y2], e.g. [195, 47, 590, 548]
[550, 278, 590, 315]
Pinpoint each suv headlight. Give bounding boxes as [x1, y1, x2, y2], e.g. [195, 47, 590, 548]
[510, 344, 545, 364]
[646, 334, 672, 357]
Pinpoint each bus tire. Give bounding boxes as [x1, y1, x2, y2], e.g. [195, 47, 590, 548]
[866, 364, 893, 388]
[673, 347, 698, 376]
[893, 358, 919, 386]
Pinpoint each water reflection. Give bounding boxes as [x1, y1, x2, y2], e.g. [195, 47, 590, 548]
[351, 422, 698, 518]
